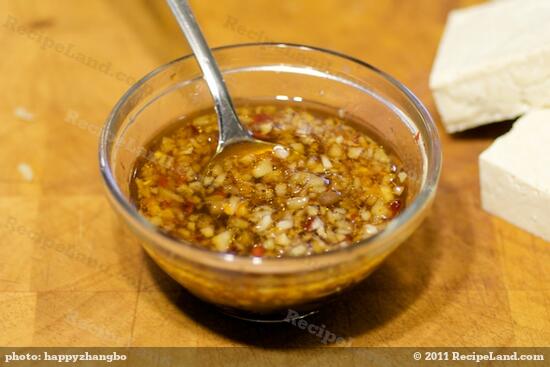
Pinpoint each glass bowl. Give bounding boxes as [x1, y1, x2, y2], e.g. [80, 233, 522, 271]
[99, 43, 441, 322]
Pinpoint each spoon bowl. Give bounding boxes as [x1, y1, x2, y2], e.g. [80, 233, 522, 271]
[205, 139, 278, 175]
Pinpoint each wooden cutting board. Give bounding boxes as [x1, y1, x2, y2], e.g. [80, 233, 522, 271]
[1, 0, 548, 347]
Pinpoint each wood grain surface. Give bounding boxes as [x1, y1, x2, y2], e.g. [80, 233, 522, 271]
[1, 0, 549, 347]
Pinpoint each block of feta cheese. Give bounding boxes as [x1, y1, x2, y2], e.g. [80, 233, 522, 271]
[430, 0, 550, 133]
[479, 109, 550, 242]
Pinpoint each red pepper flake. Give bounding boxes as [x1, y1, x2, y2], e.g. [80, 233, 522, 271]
[389, 200, 402, 215]
[251, 244, 265, 257]
[157, 176, 168, 187]
[252, 113, 270, 124]
[303, 217, 314, 231]
[182, 202, 194, 214]
[213, 188, 225, 196]
[414, 131, 420, 142]
[176, 177, 189, 186]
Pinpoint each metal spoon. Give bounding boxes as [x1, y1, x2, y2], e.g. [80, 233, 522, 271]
[166, 0, 276, 169]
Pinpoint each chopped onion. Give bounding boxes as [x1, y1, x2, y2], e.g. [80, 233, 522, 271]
[223, 196, 240, 215]
[347, 147, 363, 159]
[310, 217, 324, 231]
[212, 230, 232, 251]
[393, 186, 404, 196]
[328, 144, 343, 158]
[200, 226, 214, 238]
[276, 218, 294, 230]
[273, 145, 289, 159]
[259, 122, 273, 135]
[275, 233, 290, 246]
[287, 196, 308, 209]
[320, 155, 332, 169]
[275, 183, 287, 196]
[359, 209, 371, 221]
[253, 159, 273, 178]
[289, 244, 306, 256]
[363, 224, 379, 236]
[255, 213, 273, 231]
[307, 206, 319, 216]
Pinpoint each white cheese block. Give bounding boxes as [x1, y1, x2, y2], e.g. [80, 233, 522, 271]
[430, 0, 550, 133]
[479, 109, 550, 242]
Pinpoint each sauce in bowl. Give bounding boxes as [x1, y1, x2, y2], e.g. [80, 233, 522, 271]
[132, 103, 408, 257]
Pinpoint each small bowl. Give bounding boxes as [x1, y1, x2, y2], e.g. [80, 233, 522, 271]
[99, 43, 441, 322]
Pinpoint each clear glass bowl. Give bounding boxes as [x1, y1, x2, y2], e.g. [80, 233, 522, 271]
[99, 43, 441, 322]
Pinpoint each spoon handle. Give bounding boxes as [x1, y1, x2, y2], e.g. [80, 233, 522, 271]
[166, 0, 251, 148]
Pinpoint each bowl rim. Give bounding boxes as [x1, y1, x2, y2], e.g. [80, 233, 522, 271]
[99, 42, 442, 271]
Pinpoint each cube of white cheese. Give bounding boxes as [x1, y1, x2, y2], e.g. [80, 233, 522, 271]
[479, 109, 550, 242]
[430, 0, 550, 133]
